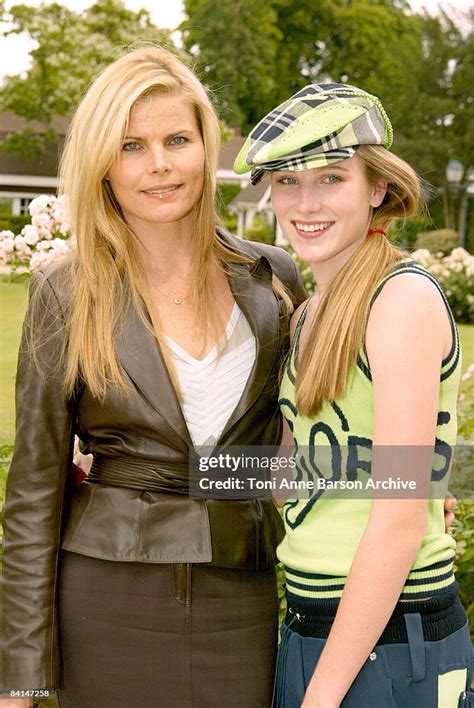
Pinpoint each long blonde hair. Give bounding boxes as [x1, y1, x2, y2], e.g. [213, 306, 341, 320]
[33, 44, 292, 401]
[296, 145, 422, 416]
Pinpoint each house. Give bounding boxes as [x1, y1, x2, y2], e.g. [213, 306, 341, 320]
[217, 133, 248, 187]
[0, 112, 68, 215]
[227, 179, 286, 245]
[219, 132, 286, 245]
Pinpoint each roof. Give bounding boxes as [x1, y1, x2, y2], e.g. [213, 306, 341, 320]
[0, 111, 69, 134]
[0, 112, 68, 179]
[218, 133, 246, 170]
[0, 142, 63, 178]
[229, 179, 269, 208]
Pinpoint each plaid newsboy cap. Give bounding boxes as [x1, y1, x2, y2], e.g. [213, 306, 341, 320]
[234, 83, 393, 185]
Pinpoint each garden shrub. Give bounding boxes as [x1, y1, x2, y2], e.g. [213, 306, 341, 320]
[244, 215, 275, 245]
[411, 248, 474, 323]
[415, 229, 459, 254]
[391, 214, 431, 250]
[0, 215, 31, 234]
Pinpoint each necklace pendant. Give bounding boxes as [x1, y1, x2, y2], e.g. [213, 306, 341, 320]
[174, 297, 182, 305]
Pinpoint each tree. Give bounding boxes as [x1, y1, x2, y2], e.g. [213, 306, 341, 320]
[182, 0, 425, 131]
[181, 0, 282, 132]
[0, 0, 173, 158]
[182, 0, 471, 232]
[447, 9, 474, 173]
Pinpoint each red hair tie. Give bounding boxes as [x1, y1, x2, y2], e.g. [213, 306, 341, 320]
[367, 229, 387, 237]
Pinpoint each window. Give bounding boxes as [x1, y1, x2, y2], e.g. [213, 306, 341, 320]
[20, 198, 33, 215]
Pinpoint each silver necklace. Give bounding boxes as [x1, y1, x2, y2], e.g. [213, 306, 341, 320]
[154, 285, 189, 305]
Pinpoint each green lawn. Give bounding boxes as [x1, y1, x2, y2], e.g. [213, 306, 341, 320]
[459, 324, 474, 372]
[0, 280, 29, 445]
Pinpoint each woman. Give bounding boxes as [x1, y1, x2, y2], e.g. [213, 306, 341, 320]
[0, 46, 306, 707]
[235, 84, 472, 707]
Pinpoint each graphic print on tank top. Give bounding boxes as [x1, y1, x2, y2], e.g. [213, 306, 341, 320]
[279, 261, 461, 533]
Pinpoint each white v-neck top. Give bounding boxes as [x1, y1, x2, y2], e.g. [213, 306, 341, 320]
[166, 303, 256, 447]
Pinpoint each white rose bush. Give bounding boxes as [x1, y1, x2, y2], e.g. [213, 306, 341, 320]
[0, 195, 75, 276]
[411, 248, 474, 324]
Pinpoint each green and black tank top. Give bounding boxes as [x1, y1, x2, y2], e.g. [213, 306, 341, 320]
[278, 260, 461, 606]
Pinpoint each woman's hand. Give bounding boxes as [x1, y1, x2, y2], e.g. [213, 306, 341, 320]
[444, 491, 457, 534]
[73, 451, 93, 475]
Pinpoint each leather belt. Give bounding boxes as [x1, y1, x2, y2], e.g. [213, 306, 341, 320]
[88, 455, 194, 494]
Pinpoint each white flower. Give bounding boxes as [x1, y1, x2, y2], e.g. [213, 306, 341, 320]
[412, 249, 431, 261]
[0, 265, 13, 275]
[21, 224, 40, 245]
[29, 194, 54, 216]
[0, 229, 15, 240]
[51, 202, 67, 219]
[0, 237, 15, 253]
[32, 213, 53, 231]
[450, 247, 469, 260]
[429, 263, 442, 275]
[468, 364, 474, 374]
[36, 226, 55, 240]
[15, 266, 30, 274]
[58, 221, 70, 236]
[13, 235, 32, 254]
[14, 234, 26, 247]
[36, 240, 53, 251]
[30, 251, 52, 270]
[461, 372, 471, 382]
[51, 238, 70, 255]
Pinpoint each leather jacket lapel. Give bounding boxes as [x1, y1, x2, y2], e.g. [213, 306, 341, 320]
[115, 304, 192, 450]
[115, 245, 282, 450]
[220, 255, 281, 442]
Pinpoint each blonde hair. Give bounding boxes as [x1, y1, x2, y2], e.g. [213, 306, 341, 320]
[33, 44, 292, 401]
[296, 145, 422, 416]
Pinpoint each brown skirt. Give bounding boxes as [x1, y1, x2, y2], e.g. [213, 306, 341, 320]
[56, 551, 279, 708]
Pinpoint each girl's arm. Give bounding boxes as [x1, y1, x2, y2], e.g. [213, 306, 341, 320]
[302, 273, 452, 708]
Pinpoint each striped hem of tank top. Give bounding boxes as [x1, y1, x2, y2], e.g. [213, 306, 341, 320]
[283, 581, 465, 644]
[284, 553, 457, 602]
[357, 259, 461, 382]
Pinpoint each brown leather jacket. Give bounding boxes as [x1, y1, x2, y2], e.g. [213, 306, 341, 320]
[1, 229, 306, 690]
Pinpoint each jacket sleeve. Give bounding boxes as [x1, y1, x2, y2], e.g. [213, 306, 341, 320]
[1, 272, 76, 691]
[287, 251, 308, 307]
